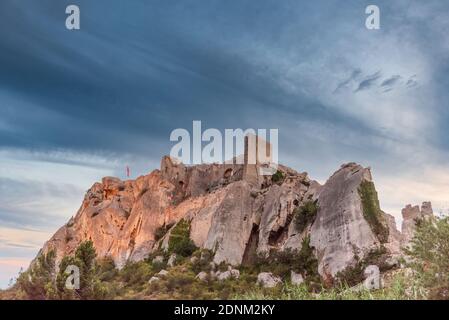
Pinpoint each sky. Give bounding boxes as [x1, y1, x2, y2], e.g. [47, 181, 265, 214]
[1, 0, 449, 288]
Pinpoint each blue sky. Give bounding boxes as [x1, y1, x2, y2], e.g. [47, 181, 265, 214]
[1, 0, 449, 288]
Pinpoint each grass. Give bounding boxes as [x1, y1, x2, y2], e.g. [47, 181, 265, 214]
[6, 247, 425, 300]
[234, 274, 413, 300]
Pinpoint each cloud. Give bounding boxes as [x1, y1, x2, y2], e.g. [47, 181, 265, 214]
[406, 75, 419, 88]
[354, 71, 382, 92]
[380, 75, 401, 89]
[0, 227, 50, 257]
[333, 69, 362, 93]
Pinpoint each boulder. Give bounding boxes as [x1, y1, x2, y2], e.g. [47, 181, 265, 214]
[167, 254, 177, 267]
[216, 271, 231, 281]
[230, 269, 240, 279]
[291, 271, 304, 285]
[257, 272, 282, 288]
[195, 271, 209, 282]
[157, 269, 169, 277]
[216, 269, 240, 281]
[148, 276, 160, 284]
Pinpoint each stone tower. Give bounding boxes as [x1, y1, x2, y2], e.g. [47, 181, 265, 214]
[243, 134, 273, 186]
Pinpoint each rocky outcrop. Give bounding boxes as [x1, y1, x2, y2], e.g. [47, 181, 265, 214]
[310, 163, 388, 279]
[401, 202, 433, 246]
[37, 150, 424, 283]
[384, 213, 402, 255]
[257, 167, 316, 254]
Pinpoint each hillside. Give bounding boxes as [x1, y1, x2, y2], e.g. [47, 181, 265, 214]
[3, 150, 436, 300]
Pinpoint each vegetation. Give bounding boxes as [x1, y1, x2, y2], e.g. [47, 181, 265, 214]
[238, 214, 449, 301]
[244, 236, 320, 288]
[296, 236, 320, 285]
[335, 246, 391, 287]
[6, 216, 449, 300]
[234, 274, 412, 300]
[271, 170, 285, 184]
[190, 249, 214, 274]
[404, 216, 449, 299]
[294, 201, 318, 233]
[358, 181, 389, 243]
[167, 219, 198, 257]
[16, 241, 109, 300]
[16, 250, 57, 299]
[4, 237, 318, 300]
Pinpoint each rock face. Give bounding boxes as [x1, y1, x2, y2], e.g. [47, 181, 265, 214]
[384, 213, 402, 255]
[36, 146, 427, 282]
[310, 163, 387, 279]
[401, 202, 433, 246]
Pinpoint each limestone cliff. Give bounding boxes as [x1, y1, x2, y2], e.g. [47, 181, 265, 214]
[310, 163, 386, 279]
[37, 155, 425, 281]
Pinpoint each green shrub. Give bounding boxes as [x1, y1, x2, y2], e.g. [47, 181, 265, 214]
[96, 256, 118, 282]
[168, 219, 198, 257]
[404, 217, 449, 299]
[54, 240, 116, 300]
[75, 240, 97, 273]
[271, 170, 285, 184]
[56, 255, 79, 299]
[297, 236, 320, 285]
[358, 181, 389, 243]
[335, 246, 389, 288]
[120, 261, 153, 289]
[294, 200, 318, 233]
[152, 260, 167, 273]
[246, 236, 319, 286]
[17, 250, 57, 299]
